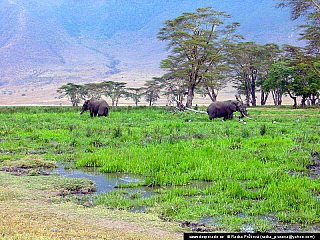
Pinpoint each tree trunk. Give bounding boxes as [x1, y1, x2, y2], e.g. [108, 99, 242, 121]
[251, 85, 256, 106]
[278, 93, 282, 106]
[301, 96, 307, 107]
[271, 91, 277, 106]
[311, 95, 316, 105]
[209, 92, 217, 102]
[111, 97, 116, 107]
[260, 88, 269, 106]
[245, 91, 250, 107]
[186, 84, 195, 108]
[250, 72, 257, 106]
[287, 90, 297, 109]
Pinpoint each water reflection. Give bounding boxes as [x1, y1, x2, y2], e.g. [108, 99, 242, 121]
[55, 165, 149, 194]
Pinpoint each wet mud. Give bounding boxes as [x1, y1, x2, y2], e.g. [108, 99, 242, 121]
[1, 166, 52, 176]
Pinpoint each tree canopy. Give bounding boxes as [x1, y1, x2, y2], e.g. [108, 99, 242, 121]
[158, 7, 241, 107]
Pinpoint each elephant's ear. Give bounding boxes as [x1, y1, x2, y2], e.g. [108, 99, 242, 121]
[230, 101, 237, 111]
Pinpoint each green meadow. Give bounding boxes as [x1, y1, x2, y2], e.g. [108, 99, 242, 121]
[0, 106, 319, 232]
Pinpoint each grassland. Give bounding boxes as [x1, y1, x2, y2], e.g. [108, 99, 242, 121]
[0, 106, 319, 233]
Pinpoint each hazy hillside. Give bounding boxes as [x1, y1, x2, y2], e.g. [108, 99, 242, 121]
[0, 0, 303, 104]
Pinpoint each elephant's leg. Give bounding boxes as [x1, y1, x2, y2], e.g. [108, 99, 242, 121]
[98, 108, 105, 117]
[90, 110, 94, 117]
[228, 112, 233, 120]
[210, 112, 216, 120]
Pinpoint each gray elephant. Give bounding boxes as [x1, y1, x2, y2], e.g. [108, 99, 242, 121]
[80, 99, 109, 117]
[207, 100, 247, 120]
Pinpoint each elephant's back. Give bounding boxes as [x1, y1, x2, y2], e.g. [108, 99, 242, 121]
[207, 102, 217, 111]
[92, 99, 109, 107]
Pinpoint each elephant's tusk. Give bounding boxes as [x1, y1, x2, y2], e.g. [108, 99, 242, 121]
[243, 115, 254, 120]
[184, 107, 207, 114]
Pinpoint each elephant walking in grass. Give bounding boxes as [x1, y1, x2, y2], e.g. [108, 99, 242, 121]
[207, 100, 248, 121]
[80, 99, 109, 117]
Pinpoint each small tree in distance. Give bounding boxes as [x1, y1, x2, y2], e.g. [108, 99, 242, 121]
[83, 83, 104, 100]
[102, 81, 127, 107]
[160, 75, 188, 106]
[57, 83, 84, 106]
[144, 78, 161, 106]
[126, 87, 144, 106]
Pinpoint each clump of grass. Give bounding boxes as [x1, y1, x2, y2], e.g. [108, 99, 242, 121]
[241, 128, 250, 138]
[113, 125, 122, 138]
[54, 177, 96, 196]
[2, 155, 56, 169]
[260, 124, 266, 136]
[86, 127, 93, 137]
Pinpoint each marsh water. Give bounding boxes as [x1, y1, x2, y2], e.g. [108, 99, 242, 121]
[55, 165, 319, 233]
[55, 165, 153, 196]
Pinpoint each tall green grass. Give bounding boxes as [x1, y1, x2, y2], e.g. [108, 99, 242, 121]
[0, 106, 319, 231]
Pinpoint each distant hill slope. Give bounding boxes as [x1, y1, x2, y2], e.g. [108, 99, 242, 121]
[0, 0, 303, 104]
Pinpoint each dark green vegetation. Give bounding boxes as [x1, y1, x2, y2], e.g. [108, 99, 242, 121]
[0, 106, 320, 232]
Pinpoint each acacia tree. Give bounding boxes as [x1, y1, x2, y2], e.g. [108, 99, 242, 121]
[264, 62, 292, 106]
[229, 42, 281, 106]
[82, 83, 104, 99]
[144, 78, 161, 106]
[57, 83, 84, 106]
[126, 87, 144, 106]
[158, 7, 240, 107]
[291, 62, 320, 106]
[228, 42, 262, 106]
[197, 64, 229, 102]
[276, 0, 320, 20]
[102, 81, 127, 107]
[277, 0, 320, 69]
[257, 43, 282, 105]
[160, 75, 188, 105]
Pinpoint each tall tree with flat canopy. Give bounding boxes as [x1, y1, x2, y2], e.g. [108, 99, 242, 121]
[158, 7, 240, 107]
[144, 78, 162, 106]
[57, 83, 84, 106]
[276, 0, 320, 20]
[277, 0, 320, 75]
[126, 87, 144, 107]
[101, 81, 127, 107]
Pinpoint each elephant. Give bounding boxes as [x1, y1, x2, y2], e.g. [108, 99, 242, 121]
[207, 100, 247, 120]
[80, 99, 109, 117]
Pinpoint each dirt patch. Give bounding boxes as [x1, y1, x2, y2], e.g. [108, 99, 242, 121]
[57, 184, 96, 197]
[1, 166, 52, 176]
[160, 216, 221, 232]
[0, 155, 56, 176]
